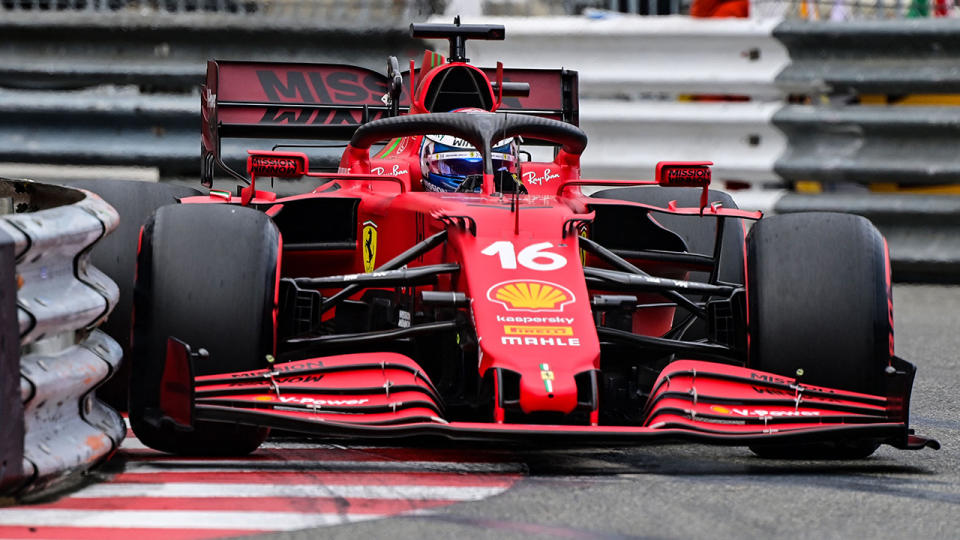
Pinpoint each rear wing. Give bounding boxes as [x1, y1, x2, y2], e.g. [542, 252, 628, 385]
[201, 60, 578, 184]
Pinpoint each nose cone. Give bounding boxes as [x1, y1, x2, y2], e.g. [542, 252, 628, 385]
[479, 279, 598, 415]
[453, 228, 599, 416]
[516, 359, 579, 415]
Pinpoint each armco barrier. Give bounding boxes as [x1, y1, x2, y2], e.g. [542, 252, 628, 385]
[773, 19, 960, 96]
[0, 226, 23, 494]
[5, 16, 960, 185]
[0, 90, 786, 181]
[772, 106, 960, 184]
[0, 89, 340, 177]
[3, 16, 949, 186]
[774, 193, 960, 283]
[0, 18, 426, 91]
[581, 100, 786, 184]
[0, 178, 124, 499]
[3, 15, 960, 279]
[448, 16, 794, 99]
[772, 105, 960, 185]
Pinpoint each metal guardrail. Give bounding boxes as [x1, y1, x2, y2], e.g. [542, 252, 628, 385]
[772, 105, 960, 185]
[752, 0, 955, 20]
[0, 88, 341, 177]
[774, 193, 960, 282]
[2, 15, 960, 279]
[773, 19, 960, 95]
[0, 179, 124, 499]
[580, 100, 786, 184]
[0, 17, 426, 91]
[0, 0, 436, 22]
[6, 17, 956, 186]
[462, 16, 793, 99]
[0, 227, 24, 494]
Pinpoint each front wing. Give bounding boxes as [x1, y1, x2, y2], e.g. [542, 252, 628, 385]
[155, 339, 938, 451]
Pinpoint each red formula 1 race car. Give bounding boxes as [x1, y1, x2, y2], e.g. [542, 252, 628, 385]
[83, 21, 936, 458]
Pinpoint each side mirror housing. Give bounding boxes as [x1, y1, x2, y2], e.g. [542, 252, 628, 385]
[247, 150, 309, 179]
[656, 161, 712, 187]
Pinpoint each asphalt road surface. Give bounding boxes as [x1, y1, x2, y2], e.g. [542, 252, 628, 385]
[266, 284, 960, 540]
[4, 285, 957, 540]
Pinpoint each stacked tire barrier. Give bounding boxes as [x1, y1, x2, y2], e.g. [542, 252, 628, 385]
[0, 178, 124, 499]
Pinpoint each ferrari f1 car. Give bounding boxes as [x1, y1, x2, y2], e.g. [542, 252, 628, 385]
[83, 21, 936, 458]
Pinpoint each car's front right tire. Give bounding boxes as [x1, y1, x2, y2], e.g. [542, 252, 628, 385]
[745, 212, 892, 459]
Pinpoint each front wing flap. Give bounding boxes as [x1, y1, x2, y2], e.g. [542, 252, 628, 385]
[157, 339, 937, 451]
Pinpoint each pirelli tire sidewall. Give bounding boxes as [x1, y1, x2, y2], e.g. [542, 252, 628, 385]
[129, 203, 279, 455]
[745, 212, 891, 459]
[746, 212, 890, 394]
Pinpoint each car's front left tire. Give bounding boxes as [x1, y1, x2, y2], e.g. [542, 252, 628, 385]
[129, 203, 279, 455]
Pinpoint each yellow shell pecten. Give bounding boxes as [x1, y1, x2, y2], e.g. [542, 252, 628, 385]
[495, 282, 569, 310]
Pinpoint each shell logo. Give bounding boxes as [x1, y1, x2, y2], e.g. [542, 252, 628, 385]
[486, 280, 576, 312]
[711, 405, 731, 414]
[253, 395, 275, 402]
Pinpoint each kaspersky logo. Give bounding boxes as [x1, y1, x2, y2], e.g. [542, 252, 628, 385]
[486, 280, 575, 312]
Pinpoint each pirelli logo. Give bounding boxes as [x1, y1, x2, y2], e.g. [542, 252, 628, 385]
[503, 325, 573, 336]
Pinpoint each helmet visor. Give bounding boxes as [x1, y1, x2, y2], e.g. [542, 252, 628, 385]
[424, 150, 517, 178]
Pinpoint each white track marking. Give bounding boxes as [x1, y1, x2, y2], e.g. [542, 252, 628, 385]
[69, 482, 510, 500]
[0, 510, 381, 530]
[10, 428, 522, 537]
[122, 461, 525, 473]
[119, 437, 150, 450]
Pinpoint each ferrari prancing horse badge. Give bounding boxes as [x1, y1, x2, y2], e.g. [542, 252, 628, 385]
[362, 221, 378, 272]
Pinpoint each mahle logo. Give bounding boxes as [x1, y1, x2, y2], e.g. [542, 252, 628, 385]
[487, 280, 575, 312]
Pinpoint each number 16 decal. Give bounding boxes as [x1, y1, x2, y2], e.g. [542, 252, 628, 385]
[481, 241, 567, 271]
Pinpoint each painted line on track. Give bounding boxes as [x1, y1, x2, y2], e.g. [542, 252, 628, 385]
[0, 432, 524, 539]
[67, 482, 513, 500]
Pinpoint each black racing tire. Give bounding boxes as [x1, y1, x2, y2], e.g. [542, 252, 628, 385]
[70, 180, 202, 410]
[592, 186, 745, 338]
[746, 212, 892, 459]
[129, 204, 279, 455]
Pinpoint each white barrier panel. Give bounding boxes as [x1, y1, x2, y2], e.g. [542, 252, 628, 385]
[579, 100, 786, 182]
[429, 15, 791, 99]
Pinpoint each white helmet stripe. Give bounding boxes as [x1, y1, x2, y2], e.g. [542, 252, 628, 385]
[425, 151, 517, 162]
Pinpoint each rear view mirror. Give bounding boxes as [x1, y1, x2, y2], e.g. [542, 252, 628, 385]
[247, 150, 309, 178]
[656, 161, 712, 187]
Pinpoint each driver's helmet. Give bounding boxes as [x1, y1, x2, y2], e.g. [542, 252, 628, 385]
[420, 109, 519, 193]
